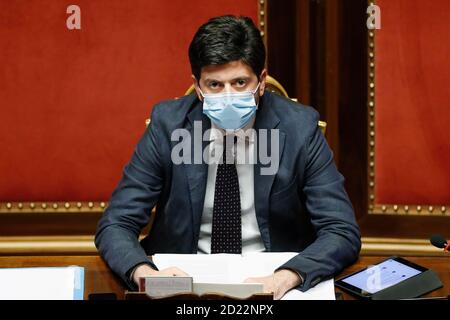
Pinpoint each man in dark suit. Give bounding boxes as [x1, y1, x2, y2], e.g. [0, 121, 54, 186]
[95, 15, 361, 299]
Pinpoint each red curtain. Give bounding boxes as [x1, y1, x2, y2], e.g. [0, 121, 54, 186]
[375, 0, 450, 204]
[0, 0, 258, 201]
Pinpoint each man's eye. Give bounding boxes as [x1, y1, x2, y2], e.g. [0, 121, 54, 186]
[236, 80, 246, 87]
[209, 82, 219, 88]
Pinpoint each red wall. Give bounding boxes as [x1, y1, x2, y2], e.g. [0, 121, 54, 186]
[0, 0, 258, 202]
[375, 0, 450, 204]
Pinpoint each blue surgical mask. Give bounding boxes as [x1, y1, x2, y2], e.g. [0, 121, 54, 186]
[200, 83, 260, 130]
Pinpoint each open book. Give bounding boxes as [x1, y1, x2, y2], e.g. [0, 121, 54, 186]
[151, 252, 335, 300]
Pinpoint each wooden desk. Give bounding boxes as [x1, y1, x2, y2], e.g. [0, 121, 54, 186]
[0, 255, 448, 300]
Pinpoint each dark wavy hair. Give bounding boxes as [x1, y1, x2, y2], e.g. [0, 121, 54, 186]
[188, 15, 266, 80]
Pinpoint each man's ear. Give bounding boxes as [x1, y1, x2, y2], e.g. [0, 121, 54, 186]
[191, 75, 203, 101]
[258, 69, 267, 97]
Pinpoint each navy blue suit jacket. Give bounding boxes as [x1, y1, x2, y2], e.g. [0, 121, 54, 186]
[95, 91, 361, 291]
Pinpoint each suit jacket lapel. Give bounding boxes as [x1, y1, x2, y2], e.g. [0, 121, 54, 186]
[253, 93, 286, 250]
[184, 99, 210, 251]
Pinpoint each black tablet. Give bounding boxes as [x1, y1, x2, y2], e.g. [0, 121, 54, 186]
[335, 256, 430, 299]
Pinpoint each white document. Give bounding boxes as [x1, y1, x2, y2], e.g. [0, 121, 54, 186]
[152, 252, 335, 300]
[0, 266, 84, 300]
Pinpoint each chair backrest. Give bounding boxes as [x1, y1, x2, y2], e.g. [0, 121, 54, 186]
[147, 75, 327, 135]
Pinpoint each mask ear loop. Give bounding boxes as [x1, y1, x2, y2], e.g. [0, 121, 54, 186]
[252, 82, 261, 95]
[252, 82, 261, 108]
[197, 85, 205, 99]
[195, 77, 206, 100]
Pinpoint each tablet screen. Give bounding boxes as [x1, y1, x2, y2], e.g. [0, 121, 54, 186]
[341, 258, 422, 294]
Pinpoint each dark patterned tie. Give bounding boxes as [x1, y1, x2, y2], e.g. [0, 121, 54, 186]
[211, 135, 242, 254]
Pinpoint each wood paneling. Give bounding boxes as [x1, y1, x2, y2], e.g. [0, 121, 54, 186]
[337, 0, 368, 221]
[0, 212, 101, 236]
[267, 0, 368, 220]
[266, 0, 296, 96]
[267, 0, 450, 238]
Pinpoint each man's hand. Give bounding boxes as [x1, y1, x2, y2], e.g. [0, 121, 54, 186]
[244, 269, 302, 300]
[132, 264, 189, 286]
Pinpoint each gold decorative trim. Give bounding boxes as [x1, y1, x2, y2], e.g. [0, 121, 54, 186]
[361, 237, 449, 256]
[367, 1, 449, 216]
[0, 235, 147, 255]
[0, 236, 97, 255]
[371, 204, 449, 216]
[0, 235, 446, 256]
[258, 0, 268, 48]
[367, 0, 377, 214]
[0, 202, 107, 214]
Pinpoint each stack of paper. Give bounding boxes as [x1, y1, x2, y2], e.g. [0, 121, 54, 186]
[152, 252, 335, 300]
[0, 266, 84, 300]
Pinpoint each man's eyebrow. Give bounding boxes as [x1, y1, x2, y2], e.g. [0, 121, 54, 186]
[204, 78, 222, 83]
[231, 76, 251, 81]
[204, 76, 251, 83]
